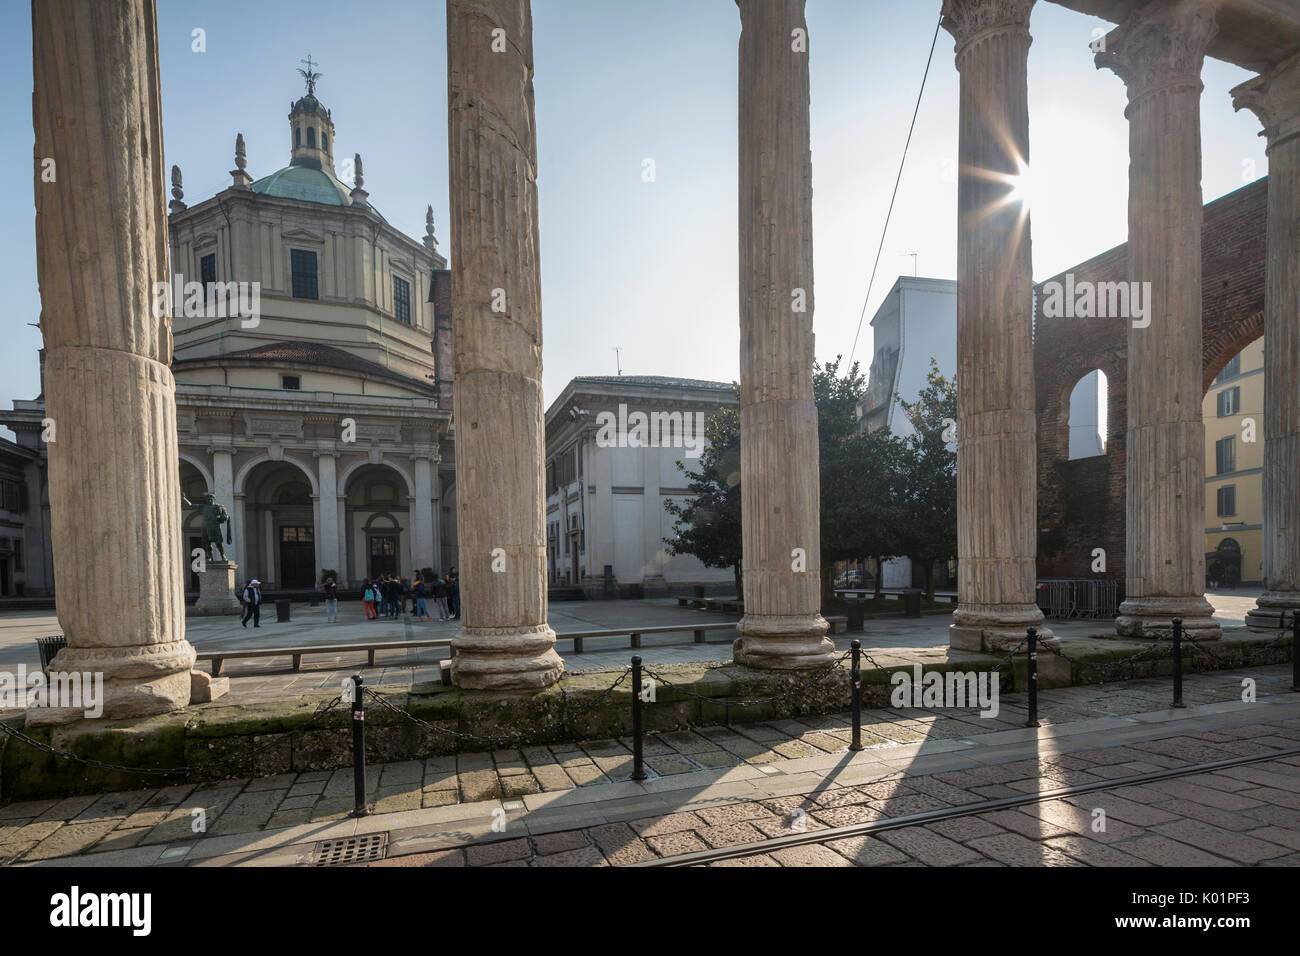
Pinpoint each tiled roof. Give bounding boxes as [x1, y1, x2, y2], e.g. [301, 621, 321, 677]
[174, 341, 438, 394]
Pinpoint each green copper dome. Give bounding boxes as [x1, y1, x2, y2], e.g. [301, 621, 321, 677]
[250, 164, 352, 206]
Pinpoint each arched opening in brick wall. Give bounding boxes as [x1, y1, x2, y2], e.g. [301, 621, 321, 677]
[1067, 369, 1109, 460]
[1035, 177, 1268, 584]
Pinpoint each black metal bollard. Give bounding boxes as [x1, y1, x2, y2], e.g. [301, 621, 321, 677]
[849, 640, 863, 752]
[350, 674, 369, 817]
[1171, 617, 1185, 709]
[1288, 610, 1298, 693]
[1026, 627, 1039, 728]
[631, 656, 647, 781]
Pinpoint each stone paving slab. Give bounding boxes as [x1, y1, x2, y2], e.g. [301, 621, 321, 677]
[2, 664, 1296, 868]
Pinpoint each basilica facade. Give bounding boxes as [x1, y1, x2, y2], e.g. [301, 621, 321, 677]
[3, 74, 458, 595]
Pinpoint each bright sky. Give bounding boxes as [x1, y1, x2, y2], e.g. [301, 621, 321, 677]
[0, 0, 1268, 422]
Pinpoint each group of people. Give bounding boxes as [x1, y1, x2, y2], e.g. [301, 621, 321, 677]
[359, 569, 459, 622]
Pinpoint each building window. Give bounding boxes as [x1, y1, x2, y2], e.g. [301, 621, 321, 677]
[307, 127, 316, 148]
[1215, 355, 1241, 384]
[295, 127, 301, 148]
[1216, 386, 1240, 418]
[1217, 485, 1236, 518]
[0, 479, 21, 512]
[291, 249, 318, 299]
[12, 540, 20, 572]
[393, 276, 411, 325]
[282, 375, 301, 390]
[200, 253, 217, 299]
[1215, 436, 1236, 475]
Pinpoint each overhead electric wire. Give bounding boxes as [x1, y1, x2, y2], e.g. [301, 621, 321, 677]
[847, 12, 944, 372]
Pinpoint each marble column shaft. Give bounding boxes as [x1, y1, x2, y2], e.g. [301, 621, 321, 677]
[31, 0, 195, 718]
[447, 0, 562, 689]
[732, 0, 834, 670]
[941, 0, 1051, 652]
[1097, 0, 1221, 640]
[1233, 54, 1300, 631]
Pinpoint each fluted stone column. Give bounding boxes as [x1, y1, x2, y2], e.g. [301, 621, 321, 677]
[411, 453, 436, 572]
[1234, 54, 1300, 632]
[732, 0, 834, 670]
[32, 0, 196, 719]
[1097, 0, 1221, 640]
[447, 0, 562, 689]
[315, 451, 340, 579]
[942, 0, 1052, 652]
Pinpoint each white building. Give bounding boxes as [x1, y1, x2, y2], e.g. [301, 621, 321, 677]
[544, 376, 739, 597]
[2, 71, 458, 595]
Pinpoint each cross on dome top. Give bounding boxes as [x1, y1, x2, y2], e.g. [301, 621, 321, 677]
[297, 54, 322, 96]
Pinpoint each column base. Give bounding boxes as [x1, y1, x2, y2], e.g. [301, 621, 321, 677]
[1115, 595, 1221, 640]
[451, 623, 564, 690]
[1246, 590, 1300, 632]
[733, 613, 836, 670]
[950, 604, 1055, 652]
[26, 639, 197, 725]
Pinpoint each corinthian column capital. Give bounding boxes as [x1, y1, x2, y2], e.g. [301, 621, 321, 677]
[940, 0, 1035, 62]
[1232, 52, 1300, 151]
[1095, 0, 1217, 110]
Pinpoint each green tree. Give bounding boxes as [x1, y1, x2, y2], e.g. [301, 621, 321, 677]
[664, 390, 744, 595]
[896, 359, 958, 600]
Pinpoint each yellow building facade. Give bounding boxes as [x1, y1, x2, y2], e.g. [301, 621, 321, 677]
[1203, 337, 1264, 587]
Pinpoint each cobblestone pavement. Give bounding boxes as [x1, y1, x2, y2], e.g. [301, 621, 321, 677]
[0, 664, 1295, 866]
[367, 726, 1300, 869]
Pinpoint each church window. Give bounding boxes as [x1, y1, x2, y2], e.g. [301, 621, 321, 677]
[321, 134, 328, 153]
[282, 375, 301, 390]
[295, 127, 301, 148]
[200, 253, 217, 299]
[307, 127, 316, 148]
[393, 276, 411, 325]
[291, 249, 318, 299]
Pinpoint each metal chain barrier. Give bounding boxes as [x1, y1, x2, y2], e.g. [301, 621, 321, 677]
[640, 649, 853, 709]
[361, 666, 633, 747]
[0, 694, 345, 778]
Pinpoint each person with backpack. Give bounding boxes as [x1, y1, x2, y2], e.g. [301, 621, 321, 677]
[362, 578, 377, 620]
[413, 576, 430, 619]
[322, 576, 338, 623]
[241, 579, 262, 628]
[430, 572, 450, 621]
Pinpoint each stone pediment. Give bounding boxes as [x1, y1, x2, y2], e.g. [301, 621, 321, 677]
[282, 227, 325, 245]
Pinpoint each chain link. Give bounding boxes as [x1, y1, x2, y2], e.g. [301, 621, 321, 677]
[362, 667, 632, 746]
[641, 650, 852, 708]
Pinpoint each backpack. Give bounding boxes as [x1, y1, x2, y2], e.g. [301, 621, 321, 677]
[364, 587, 374, 602]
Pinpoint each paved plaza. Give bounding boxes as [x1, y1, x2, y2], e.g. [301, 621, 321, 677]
[1, 661, 1296, 867]
[0, 590, 1264, 713]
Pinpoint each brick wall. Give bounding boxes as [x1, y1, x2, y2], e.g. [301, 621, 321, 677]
[1034, 177, 1267, 581]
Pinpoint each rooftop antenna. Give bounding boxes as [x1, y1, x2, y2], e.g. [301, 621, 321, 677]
[613, 347, 623, 376]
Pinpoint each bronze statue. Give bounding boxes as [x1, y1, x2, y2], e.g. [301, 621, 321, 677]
[182, 493, 233, 563]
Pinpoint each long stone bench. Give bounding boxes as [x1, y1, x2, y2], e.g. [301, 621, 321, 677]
[197, 638, 456, 677]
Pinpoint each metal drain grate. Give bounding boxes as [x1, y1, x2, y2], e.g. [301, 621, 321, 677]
[312, 832, 389, 866]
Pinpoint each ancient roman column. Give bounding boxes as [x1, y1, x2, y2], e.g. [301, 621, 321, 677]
[732, 0, 835, 670]
[1097, 0, 1222, 640]
[31, 0, 196, 719]
[942, 0, 1052, 652]
[1233, 54, 1300, 632]
[447, 0, 563, 688]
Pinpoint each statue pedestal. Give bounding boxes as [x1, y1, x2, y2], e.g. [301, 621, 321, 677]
[194, 562, 241, 616]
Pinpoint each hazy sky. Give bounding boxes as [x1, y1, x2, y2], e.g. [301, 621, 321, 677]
[0, 0, 1268, 420]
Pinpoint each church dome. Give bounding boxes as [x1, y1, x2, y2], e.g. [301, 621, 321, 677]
[250, 164, 352, 205]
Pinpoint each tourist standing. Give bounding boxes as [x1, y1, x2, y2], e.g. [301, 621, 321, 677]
[414, 576, 430, 619]
[362, 578, 377, 620]
[241, 579, 262, 628]
[447, 567, 460, 620]
[322, 576, 338, 623]
[431, 572, 450, 621]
